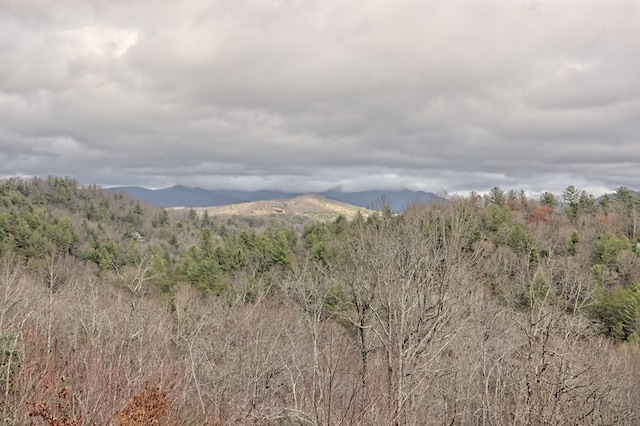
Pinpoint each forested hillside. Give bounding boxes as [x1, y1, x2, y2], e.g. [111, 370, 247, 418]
[2, 177, 640, 424]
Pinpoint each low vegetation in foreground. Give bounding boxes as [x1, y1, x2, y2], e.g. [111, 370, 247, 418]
[1, 177, 640, 424]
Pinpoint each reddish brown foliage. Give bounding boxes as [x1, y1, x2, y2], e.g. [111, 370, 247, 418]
[529, 206, 554, 224]
[113, 385, 170, 426]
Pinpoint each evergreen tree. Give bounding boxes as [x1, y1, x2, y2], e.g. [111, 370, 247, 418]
[562, 185, 580, 220]
[539, 191, 557, 208]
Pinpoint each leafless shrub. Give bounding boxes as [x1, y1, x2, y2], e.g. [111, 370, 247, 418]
[26, 378, 83, 426]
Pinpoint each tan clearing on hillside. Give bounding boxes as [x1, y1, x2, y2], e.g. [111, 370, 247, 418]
[188, 194, 372, 221]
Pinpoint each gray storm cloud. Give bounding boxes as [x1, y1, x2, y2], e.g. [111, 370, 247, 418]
[1, 0, 640, 195]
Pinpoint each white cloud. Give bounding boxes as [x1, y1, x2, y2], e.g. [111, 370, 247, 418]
[1, 0, 640, 195]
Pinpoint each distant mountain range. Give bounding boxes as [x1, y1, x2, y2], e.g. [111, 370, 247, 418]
[108, 185, 443, 212]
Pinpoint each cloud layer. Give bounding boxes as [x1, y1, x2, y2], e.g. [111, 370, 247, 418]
[2, 0, 640, 195]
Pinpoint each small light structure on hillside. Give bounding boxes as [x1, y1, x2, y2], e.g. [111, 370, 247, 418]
[129, 231, 145, 242]
[272, 204, 286, 214]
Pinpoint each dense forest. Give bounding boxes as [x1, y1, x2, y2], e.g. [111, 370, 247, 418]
[2, 176, 640, 424]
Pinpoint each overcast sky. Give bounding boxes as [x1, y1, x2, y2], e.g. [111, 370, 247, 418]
[1, 0, 639, 196]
